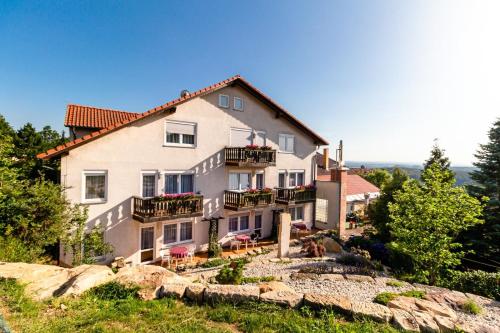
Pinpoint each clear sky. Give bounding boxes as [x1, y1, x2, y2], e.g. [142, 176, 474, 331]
[1, 1, 498, 166]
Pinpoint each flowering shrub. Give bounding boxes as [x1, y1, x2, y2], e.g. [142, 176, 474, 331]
[261, 145, 272, 150]
[295, 184, 316, 191]
[245, 144, 259, 150]
[157, 192, 196, 201]
[260, 187, 272, 193]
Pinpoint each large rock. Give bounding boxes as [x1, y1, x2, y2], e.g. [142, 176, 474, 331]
[185, 283, 205, 303]
[204, 285, 260, 304]
[290, 272, 320, 280]
[391, 309, 420, 332]
[258, 281, 295, 294]
[318, 274, 345, 281]
[412, 310, 440, 332]
[0, 262, 66, 281]
[387, 296, 419, 312]
[303, 293, 352, 314]
[434, 315, 457, 333]
[260, 290, 304, 308]
[351, 301, 392, 323]
[424, 290, 469, 311]
[55, 265, 115, 298]
[322, 237, 342, 253]
[415, 298, 457, 320]
[159, 283, 189, 299]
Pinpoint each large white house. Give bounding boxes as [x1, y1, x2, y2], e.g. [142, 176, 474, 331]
[39, 75, 329, 266]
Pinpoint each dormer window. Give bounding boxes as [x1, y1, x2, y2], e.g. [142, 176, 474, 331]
[233, 97, 243, 111]
[219, 94, 229, 108]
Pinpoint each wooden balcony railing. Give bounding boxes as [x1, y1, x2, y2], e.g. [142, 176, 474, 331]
[224, 190, 274, 210]
[275, 187, 316, 204]
[224, 147, 276, 167]
[132, 195, 203, 222]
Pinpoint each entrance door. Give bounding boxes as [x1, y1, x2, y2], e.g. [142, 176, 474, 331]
[140, 226, 155, 263]
[254, 131, 266, 146]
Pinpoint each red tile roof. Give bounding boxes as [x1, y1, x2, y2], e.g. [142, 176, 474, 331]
[346, 174, 379, 195]
[37, 75, 328, 159]
[65, 104, 139, 129]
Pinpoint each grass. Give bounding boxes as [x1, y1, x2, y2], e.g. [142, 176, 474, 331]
[374, 290, 426, 305]
[241, 276, 276, 284]
[0, 278, 400, 333]
[385, 280, 404, 288]
[462, 299, 482, 315]
[199, 258, 230, 268]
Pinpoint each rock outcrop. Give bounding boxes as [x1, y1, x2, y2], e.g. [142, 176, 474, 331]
[204, 285, 260, 304]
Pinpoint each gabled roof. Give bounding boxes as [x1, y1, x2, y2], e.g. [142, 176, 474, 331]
[65, 104, 139, 129]
[346, 174, 380, 195]
[38, 75, 328, 159]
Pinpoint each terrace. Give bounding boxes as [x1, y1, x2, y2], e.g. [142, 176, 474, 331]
[132, 194, 204, 223]
[224, 146, 276, 167]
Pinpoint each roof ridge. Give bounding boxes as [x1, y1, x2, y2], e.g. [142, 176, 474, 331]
[67, 104, 140, 114]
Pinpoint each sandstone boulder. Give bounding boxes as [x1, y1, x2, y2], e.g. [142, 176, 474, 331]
[0, 262, 65, 282]
[258, 281, 295, 294]
[318, 274, 345, 281]
[391, 309, 419, 332]
[159, 283, 189, 299]
[387, 296, 419, 312]
[415, 298, 457, 320]
[351, 301, 392, 323]
[185, 283, 206, 303]
[424, 290, 469, 311]
[260, 290, 303, 308]
[204, 285, 260, 304]
[322, 237, 343, 253]
[412, 310, 440, 333]
[290, 272, 320, 280]
[434, 315, 457, 333]
[55, 264, 115, 298]
[303, 293, 352, 314]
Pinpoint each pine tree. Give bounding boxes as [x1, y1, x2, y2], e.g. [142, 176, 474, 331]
[423, 140, 455, 183]
[463, 119, 500, 268]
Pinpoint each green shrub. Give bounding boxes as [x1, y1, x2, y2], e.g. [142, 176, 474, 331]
[241, 276, 275, 284]
[336, 252, 371, 268]
[438, 270, 500, 300]
[462, 299, 482, 315]
[85, 281, 140, 300]
[386, 280, 404, 287]
[215, 260, 245, 285]
[400, 290, 425, 299]
[373, 292, 398, 305]
[200, 258, 229, 268]
[0, 236, 48, 263]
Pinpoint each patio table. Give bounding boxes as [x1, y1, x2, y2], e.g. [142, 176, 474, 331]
[235, 234, 251, 250]
[170, 246, 188, 263]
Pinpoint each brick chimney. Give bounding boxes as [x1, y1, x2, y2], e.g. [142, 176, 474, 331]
[323, 147, 329, 170]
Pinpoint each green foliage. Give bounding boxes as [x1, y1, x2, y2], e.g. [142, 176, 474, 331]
[84, 281, 140, 300]
[200, 258, 229, 268]
[241, 276, 275, 284]
[389, 163, 483, 284]
[62, 205, 113, 266]
[208, 218, 222, 258]
[463, 119, 500, 269]
[462, 299, 482, 315]
[438, 270, 500, 300]
[399, 290, 425, 299]
[422, 141, 455, 184]
[215, 259, 245, 285]
[373, 292, 397, 305]
[368, 168, 409, 242]
[362, 169, 392, 189]
[385, 280, 404, 287]
[0, 236, 48, 263]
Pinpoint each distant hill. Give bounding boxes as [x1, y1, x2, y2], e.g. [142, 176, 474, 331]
[346, 162, 476, 186]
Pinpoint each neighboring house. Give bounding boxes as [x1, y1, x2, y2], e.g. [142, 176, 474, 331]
[314, 148, 380, 235]
[38, 75, 328, 266]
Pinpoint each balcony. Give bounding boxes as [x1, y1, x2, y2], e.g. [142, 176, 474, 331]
[132, 194, 204, 223]
[275, 187, 316, 205]
[224, 147, 276, 167]
[224, 190, 274, 211]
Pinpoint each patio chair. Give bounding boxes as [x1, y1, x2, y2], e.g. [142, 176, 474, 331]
[187, 245, 195, 263]
[230, 239, 241, 251]
[250, 233, 259, 248]
[291, 226, 299, 237]
[159, 248, 172, 268]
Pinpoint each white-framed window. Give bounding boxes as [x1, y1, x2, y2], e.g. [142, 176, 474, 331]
[82, 170, 107, 203]
[289, 206, 304, 221]
[164, 121, 196, 147]
[289, 170, 305, 187]
[228, 172, 251, 191]
[233, 97, 243, 111]
[278, 133, 295, 153]
[254, 214, 262, 237]
[278, 170, 286, 188]
[228, 215, 250, 233]
[256, 171, 264, 189]
[163, 220, 193, 245]
[219, 94, 229, 108]
[141, 171, 158, 198]
[164, 171, 195, 194]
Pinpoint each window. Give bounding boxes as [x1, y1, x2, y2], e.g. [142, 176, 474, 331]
[229, 172, 251, 191]
[289, 171, 305, 187]
[233, 97, 243, 111]
[278, 171, 286, 188]
[140, 226, 154, 263]
[316, 199, 328, 224]
[219, 94, 229, 108]
[230, 128, 252, 146]
[278, 134, 295, 153]
[163, 221, 193, 245]
[256, 172, 264, 190]
[165, 121, 196, 147]
[289, 206, 304, 221]
[228, 215, 249, 233]
[83, 171, 107, 203]
[254, 214, 262, 237]
[164, 173, 194, 194]
[142, 173, 157, 198]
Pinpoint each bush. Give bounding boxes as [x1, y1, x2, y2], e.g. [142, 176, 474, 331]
[462, 299, 482, 315]
[399, 290, 425, 299]
[200, 258, 229, 268]
[85, 281, 140, 300]
[336, 252, 371, 268]
[241, 276, 275, 284]
[0, 236, 49, 263]
[215, 260, 245, 285]
[439, 270, 500, 300]
[373, 292, 397, 305]
[386, 280, 404, 287]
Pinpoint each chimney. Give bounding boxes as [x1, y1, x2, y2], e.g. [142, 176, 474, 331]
[180, 89, 190, 98]
[323, 148, 329, 170]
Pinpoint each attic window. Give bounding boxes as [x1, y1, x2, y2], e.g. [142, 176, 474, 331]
[233, 97, 243, 111]
[219, 94, 229, 108]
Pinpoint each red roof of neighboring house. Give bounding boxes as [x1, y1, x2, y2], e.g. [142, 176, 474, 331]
[64, 104, 139, 129]
[38, 75, 328, 159]
[346, 174, 379, 195]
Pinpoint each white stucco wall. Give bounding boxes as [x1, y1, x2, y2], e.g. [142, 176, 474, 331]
[60, 85, 319, 265]
[315, 181, 340, 230]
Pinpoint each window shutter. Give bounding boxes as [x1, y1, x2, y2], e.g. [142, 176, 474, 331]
[166, 122, 195, 135]
[230, 128, 252, 146]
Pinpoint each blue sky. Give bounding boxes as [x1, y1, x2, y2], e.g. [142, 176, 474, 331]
[1, 1, 498, 166]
